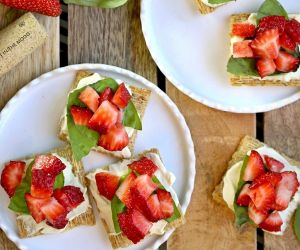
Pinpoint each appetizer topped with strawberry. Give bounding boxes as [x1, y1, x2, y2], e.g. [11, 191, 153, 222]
[86, 149, 184, 249]
[227, 0, 300, 85]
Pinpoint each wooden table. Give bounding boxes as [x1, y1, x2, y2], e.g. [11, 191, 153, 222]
[0, 2, 299, 250]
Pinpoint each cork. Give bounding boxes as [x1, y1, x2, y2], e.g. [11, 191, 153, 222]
[0, 12, 47, 77]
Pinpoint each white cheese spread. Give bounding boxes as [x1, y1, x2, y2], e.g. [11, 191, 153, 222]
[201, 0, 227, 8]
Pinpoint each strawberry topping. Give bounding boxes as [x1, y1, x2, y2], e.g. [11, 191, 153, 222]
[98, 87, 114, 105]
[243, 150, 265, 182]
[236, 183, 251, 207]
[78, 86, 100, 112]
[116, 172, 137, 208]
[25, 193, 51, 223]
[95, 172, 120, 200]
[285, 19, 300, 44]
[279, 32, 297, 51]
[248, 201, 268, 225]
[249, 172, 282, 189]
[274, 51, 300, 73]
[131, 175, 158, 199]
[111, 83, 131, 109]
[256, 59, 276, 78]
[233, 40, 254, 58]
[259, 211, 283, 232]
[264, 155, 284, 173]
[257, 16, 286, 35]
[128, 157, 159, 176]
[157, 189, 174, 219]
[232, 23, 256, 38]
[143, 194, 163, 222]
[70, 106, 93, 126]
[53, 186, 84, 212]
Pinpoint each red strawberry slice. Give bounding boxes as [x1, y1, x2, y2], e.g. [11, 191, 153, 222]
[143, 194, 163, 222]
[257, 16, 286, 35]
[248, 201, 268, 225]
[249, 172, 282, 189]
[232, 23, 256, 38]
[41, 197, 68, 229]
[131, 175, 158, 199]
[116, 172, 137, 208]
[157, 189, 174, 219]
[111, 83, 131, 109]
[264, 155, 284, 173]
[128, 157, 159, 176]
[78, 86, 100, 112]
[279, 33, 297, 51]
[274, 51, 300, 73]
[25, 193, 51, 223]
[95, 172, 120, 200]
[285, 19, 300, 44]
[243, 150, 265, 182]
[236, 184, 251, 206]
[250, 28, 280, 59]
[233, 40, 254, 58]
[118, 209, 152, 244]
[98, 124, 129, 151]
[256, 59, 276, 78]
[1, 161, 25, 197]
[98, 87, 114, 105]
[88, 100, 120, 134]
[259, 211, 283, 232]
[53, 186, 84, 212]
[70, 106, 93, 126]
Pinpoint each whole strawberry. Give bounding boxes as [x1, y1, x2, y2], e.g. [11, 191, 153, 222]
[0, 0, 62, 17]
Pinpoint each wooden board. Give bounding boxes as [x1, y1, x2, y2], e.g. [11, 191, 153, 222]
[264, 102, 300, 250]
[166, 82, 257, 250]
[0, 5, 59, 249]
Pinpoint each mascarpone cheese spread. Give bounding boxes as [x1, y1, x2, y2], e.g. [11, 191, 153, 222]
[201, 0, 227, 8]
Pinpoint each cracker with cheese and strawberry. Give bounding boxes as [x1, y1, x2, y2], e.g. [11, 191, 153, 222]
[195, 0, 234, 15]
[86, 148, 185, 249]
[213, 136, 300, 235]
[227, 0, 300, 86]
[59, 70, 151, 161]
[0, 146, 95, 238]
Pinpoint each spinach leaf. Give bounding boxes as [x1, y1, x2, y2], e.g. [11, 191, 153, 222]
[294, 206, 300, 242]
[122, 101, 142, 130]
[257, 0, 288, 22]
[54, 172, 65, 189]
[227, 57, 259, 77]
[63, 0, 128, 8]
[111, 196, 126, 233]
[208, 0, 234, 4]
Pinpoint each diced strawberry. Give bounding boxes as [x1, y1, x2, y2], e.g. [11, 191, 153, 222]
[88, 100, 120, 134]
[53, 186, 84, 212]
[128, 157, 159, 176]
[243, 150, 265, 182]
[70, 106, 94, 126]
[1, 161, 25, 197]
[118, 209, 152, 244]
[259, 211, 283, 232]
[279, 32, 297, 51]
[274, 51, 300, 73]
[98, 124, 129, 151]
[232, 23, 256, 37]
[98, 87, 114, 105]
[257, 16, 286, 35]
[264, 155, 284, 172]
[111, 83, 131, 109]
[139, 194, 163, 222]
[248, 201, 268, 225]
[285, 19, 300, 44]
[250, 28, 280, 59]
[40, 197, 68, 229]
[256, 59, 276, 78]
[116, 172, 137, 208]
[233, 40, 254, 58]
[236, 184, 251, 206]
[131, 175, 158, 199]
[78, 86, 100, 112]
[95, 172, 120, 200]
[157, 189, 174, 219]
[249, 172, 282, 189]
[25, 193, 51, 223]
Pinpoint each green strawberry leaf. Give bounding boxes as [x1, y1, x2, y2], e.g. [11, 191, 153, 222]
[111, 196, 126, 233]
[63, 0, 128, 8]
[257, 0, 288, 22]
[208, 0, 234, 4]
[294, 206, 300, 242]
[227, 57, 260, 77]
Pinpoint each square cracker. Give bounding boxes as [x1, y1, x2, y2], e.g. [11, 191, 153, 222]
[59, 70, 151, 159]
[195, 0, 215, 14]
[16, 146, 95, 238]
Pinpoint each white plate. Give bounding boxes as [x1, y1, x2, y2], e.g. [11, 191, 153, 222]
[0, 64, 195, 250]
[141, 0, 300, 113]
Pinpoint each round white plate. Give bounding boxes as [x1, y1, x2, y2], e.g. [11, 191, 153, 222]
[141, 0, 300, 113]
[0, 64, 195, 250]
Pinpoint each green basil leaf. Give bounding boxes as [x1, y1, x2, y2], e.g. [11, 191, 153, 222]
[63, 0, 128, 8]
[294, 206, 300, 242]
[165, 201, 181, 223]
[208, 0, 234, 4]
[122, 101, 142, 130]
[257, 0, 288, 22]
[54, 172, 65, 189]
[227, 56, 259, 77]
[111, 196, 126, 233]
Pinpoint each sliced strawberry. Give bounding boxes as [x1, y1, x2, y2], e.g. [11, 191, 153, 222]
[264, 155, 284, 173]
[78, 86, 100, 112]
[236, 184, 251, 206]
[53, 186, 84, 212]
[116, 172, 137, 208]
[131, 174, 158, 199]
[233, 40, 254, 58]
[285, 19, 300, 44]
[249, 172, 282, 189]
[70, 106, 93, 126]
[250, 28, 280, 59]
[274, 51, 300, 73]
[279, 32, 297, 51]
[118, 209, 152, 244]
[1, 161, 25, 197]
[257, 16, 286, 35]
[128, 157, 159, 176]
[259, 211, 283, 232]
[98, 124, 129, 151]
[248, 201, 268, 225]
[243, 150, 265, 182]
[95, 172, 120, 200]
[111, 83, 131, 109]
[88, 100, 120, 134]
[98, 87, 114, 105]
[157, 189, 174, 219]
[143, 194, 163, 222]
[232, 23, 256, 38]
[25, 193, 51, 223]
[256, 59, 276, 78]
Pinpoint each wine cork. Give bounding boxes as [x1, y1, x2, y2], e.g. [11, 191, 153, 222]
[0, 12, 47, 77]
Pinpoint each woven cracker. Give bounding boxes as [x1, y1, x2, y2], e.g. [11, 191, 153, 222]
[86, 148, 185, 249]
[195, 0, 215, 14]
[229, 14, 300, 86]
[16, 146, 95, 238]
[59, 70, 151, 159]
